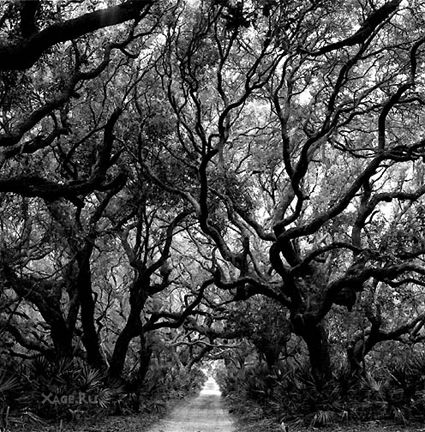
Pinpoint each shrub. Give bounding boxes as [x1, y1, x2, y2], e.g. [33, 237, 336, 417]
[218, 352, 425, 426]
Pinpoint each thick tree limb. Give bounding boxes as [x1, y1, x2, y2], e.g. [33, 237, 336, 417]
[183, 316, 248, 340]
[0, 318, 49, 354]
[0, 109, 125, 204]
[145, 210, 192, 283]
[314, 263, 425, 323]
[290, 242, 363, 276]
[0, 0, 153, 70]
[0, 128, 67, 162]
[19, 0, 40, 38]
[213, 269, 291, 306]
[143, 279, 213, 331]
[0, 76, 79, 148]
[305, 0, 402, 57]
[348, 311, 425, 371]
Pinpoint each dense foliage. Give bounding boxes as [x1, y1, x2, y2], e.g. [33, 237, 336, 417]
[1, 0, 425, 427]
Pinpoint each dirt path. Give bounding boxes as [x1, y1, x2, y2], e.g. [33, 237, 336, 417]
[145, 377, 235, 432]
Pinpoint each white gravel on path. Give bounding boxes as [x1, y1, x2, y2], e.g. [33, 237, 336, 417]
[145, 377, 235, 432]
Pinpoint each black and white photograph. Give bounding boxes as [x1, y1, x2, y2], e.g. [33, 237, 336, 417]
[1, 1, 425, 431]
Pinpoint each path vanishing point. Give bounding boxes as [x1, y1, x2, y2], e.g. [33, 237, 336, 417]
[145, 377, 235, 432]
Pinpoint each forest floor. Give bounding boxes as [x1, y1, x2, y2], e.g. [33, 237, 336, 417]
[8, 381, 425, 432]
[223, 393, 425, 432]
[7, 407, 168, 432]
[6, 377, 235, 432]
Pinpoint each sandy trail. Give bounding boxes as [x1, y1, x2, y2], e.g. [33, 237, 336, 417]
[145, 377, 235, 432]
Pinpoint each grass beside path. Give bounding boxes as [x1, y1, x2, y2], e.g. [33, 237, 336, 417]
[223, 393, 425, 432]
[7, 391, 196, 432]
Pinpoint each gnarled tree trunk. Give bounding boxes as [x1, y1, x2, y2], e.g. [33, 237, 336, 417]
[76, 247, 106, 369]
[108, 312, 143, 378]
[108, 274, 149, 379]
[292, 315, 332, 386]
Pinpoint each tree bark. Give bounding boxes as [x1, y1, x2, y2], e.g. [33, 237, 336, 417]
[293, 317, 332, 386]
[50, 319, 74, 358]
[304, 324, 332, 386]
[108, 274, 149, 378]
[76, 247, 105, 369]
[1, 264, 74, 357]
[0, 0, 153, 70]
[137, 334, 153, 383]
[108, 312, 143, 378]
[346, 337, 375, 375]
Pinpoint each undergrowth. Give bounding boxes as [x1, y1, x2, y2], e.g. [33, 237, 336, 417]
[218, 351, 425, 429]
[0, 355, 205, 432]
